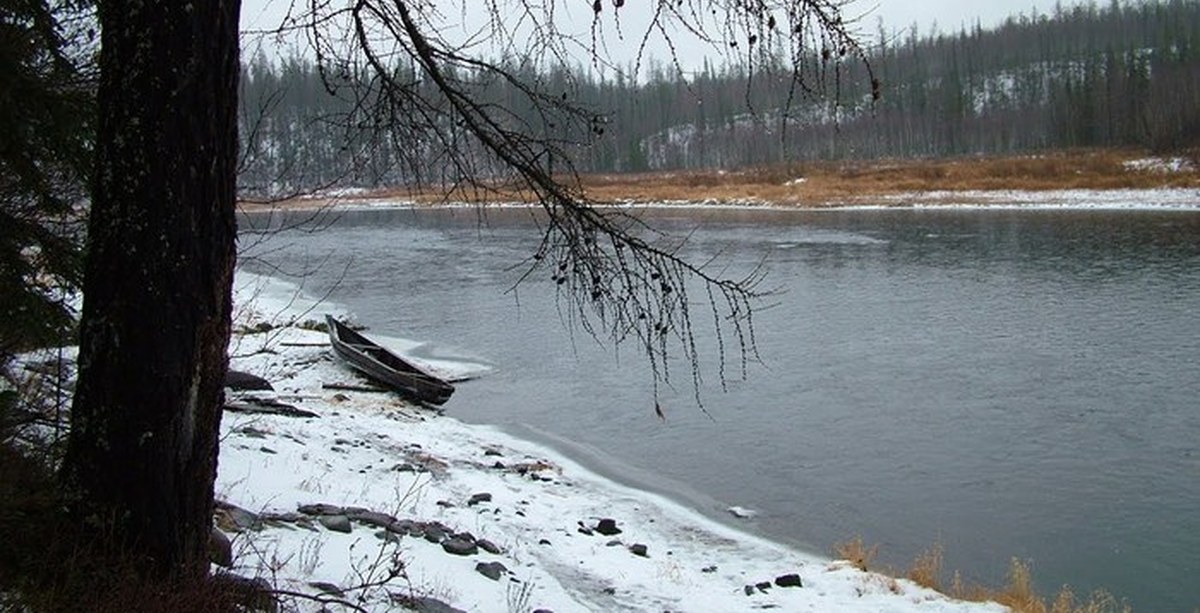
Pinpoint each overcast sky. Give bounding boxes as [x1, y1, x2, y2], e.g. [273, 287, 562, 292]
[241, 1, 1084, 70]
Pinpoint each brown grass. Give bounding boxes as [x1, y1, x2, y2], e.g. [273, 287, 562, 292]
[832, 538, 1133, 613]
[832, 535, 879, 572]
[248, 148, 1200, 211]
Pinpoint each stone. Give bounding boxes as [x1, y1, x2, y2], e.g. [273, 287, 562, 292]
[424, 526, 447, 543]
[743, 585, 755, 596]
[347, 509, 397, 529]
[214, 502, 262, 533]
[756, 581, 772, 593]
[442, 538, 479, 556]
[468, 492, 493, 506]
[595, 518, 622, 536]
[208, 527, 233, 568]
[225, 370, 274, 391]
[629, 543, 649, 558]
[477, 539, 502, 554]
[775, 573, 803, 588]
[298, 503, 346, 516]
[259, 446, 277, 454]
[319, 515, 352, 533]
[308, 581, 344, 596]
[391, 595, 466, 613]
[475, 561, 508, 581]
[375, 530, 401, 544]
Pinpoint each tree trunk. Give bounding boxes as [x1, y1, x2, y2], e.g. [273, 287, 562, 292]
[63, 0, 241, 579]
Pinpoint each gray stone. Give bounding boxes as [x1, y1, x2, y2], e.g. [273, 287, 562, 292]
[629, 543, 649, 558]
[477, 539, 502, 554]
[308, 581, 344, 596]
[468, 492, 493, 506]
[775, 573, 803, 588]
[347, 509, 397, 529]
[391, 595, 466, 613]
[298, 503, 346, 516]
[442, 538, 479, 556]
[319, 515, 352, 533]
[595, 518, 622, 536]
[208, 527, 233, 568]
[424, 526, 446, 543]
[475, 561, 508, 581]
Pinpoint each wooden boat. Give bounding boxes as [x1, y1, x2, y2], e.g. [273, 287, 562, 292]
[325, 315, 454, 406]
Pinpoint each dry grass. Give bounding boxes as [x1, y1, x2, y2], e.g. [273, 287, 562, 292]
[831, 538, 1133, 613]
[832, 535, 879, 572]
[907, 543, 944, 591]
[245, 148, 1200, 212]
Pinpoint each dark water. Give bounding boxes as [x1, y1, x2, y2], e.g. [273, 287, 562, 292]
[241, 206, 1200, 611]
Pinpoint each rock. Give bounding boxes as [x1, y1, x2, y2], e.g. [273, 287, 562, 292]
[756, 581, 772, 593]
[298, 503, 346, 516]
[259, 446, 276, 454]
[442, 538, 478, 556]
[375, 530, 401, 544]
[467, 492, 493, 506]
[214, 501, 262, 532]
[319, 515, 352, 533]
[743, 585, 756, 596]
[391, 595, 465, 613]
[484, 448, 503, 457]
[538, 539, 552, 546]
[629, 543, 649, 558]
[595, 518, 622, 536]
[225, 370, 274, 391]
[423, 526, 446, 543]
[577, 527, 594, 536]
[702, 565, 718, 573]
[775, 573, 803, 588]
[209, 527, 233, 568]
[308, 581, 344, 596]
[605, 540, 622, 547]
[347, 509, 397, 529]
[475, 561, 508, 581]
[476, 539, 501, 554]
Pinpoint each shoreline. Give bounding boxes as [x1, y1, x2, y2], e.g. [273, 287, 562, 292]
[218, 271, 1005, 611]
[239, 186, 1200, 215]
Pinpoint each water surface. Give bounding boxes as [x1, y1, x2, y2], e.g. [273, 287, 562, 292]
[241, 205, 1200, 611]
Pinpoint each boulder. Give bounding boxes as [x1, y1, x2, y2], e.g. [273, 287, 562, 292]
[775, 573, 803, 588]
[442, 538, 478, 556]
[595, 518, 622, 536]
[319, 515, 352, 533]
[475, 561, 508, 581]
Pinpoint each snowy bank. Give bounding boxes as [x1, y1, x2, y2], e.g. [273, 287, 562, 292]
[218, 271, 1006, 612]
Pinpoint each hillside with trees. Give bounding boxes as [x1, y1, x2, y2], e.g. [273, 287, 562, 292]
[237, 0, 1200, 198]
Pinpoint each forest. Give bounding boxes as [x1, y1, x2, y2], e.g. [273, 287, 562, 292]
[237, 0, 1200, 197]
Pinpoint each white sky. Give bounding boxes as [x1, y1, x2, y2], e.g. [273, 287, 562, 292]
[240, 1, 1087, 71]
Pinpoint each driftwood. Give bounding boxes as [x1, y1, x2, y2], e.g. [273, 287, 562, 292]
[223, 397, 319, 418]
[322, 382, 390, 393]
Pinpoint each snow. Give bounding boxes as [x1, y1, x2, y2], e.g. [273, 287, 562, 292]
[219, 270, 1006, 611]
[1122, 157, 1195, 174]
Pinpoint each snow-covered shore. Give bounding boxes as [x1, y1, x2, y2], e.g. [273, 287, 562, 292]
[217, 272, 1007, 612]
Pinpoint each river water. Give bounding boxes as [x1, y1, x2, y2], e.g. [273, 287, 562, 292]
[240, 205, 1200, 612]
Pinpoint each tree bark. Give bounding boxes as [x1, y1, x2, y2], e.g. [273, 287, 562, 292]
[63, 0, 241, 579]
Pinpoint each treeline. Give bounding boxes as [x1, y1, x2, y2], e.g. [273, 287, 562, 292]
[237, 0, 1200, 196]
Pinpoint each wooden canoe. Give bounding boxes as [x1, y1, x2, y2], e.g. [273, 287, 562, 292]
[325, 315, 454, 406]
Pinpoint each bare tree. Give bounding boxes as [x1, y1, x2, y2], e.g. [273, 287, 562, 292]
[256, 0, 871, 400]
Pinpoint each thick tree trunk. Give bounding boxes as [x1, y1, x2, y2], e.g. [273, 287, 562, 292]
[63, 0, 240, 579]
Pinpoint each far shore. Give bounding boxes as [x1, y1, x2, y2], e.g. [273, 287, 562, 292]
[238, 149, 1200, 213]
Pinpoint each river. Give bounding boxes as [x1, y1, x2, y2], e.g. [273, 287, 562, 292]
[240, 204, 1200, 611]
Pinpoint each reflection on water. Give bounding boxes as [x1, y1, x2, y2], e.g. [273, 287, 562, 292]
[242, 206, 1200, 612]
